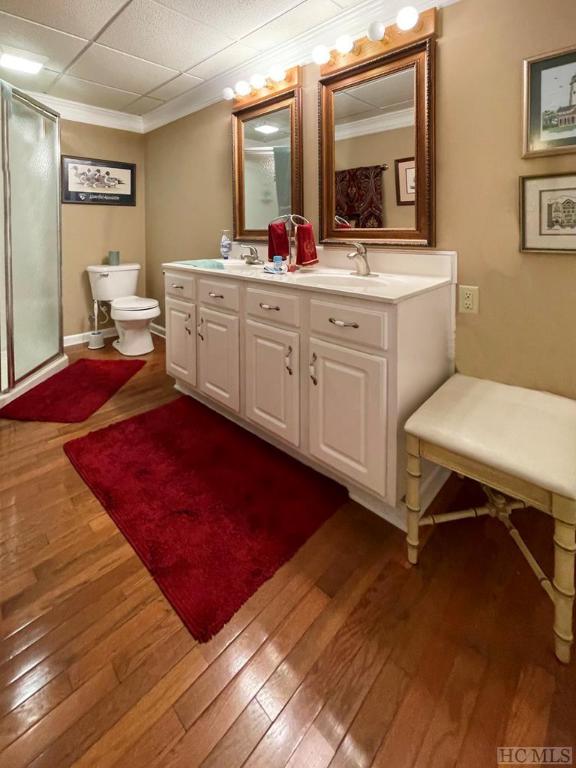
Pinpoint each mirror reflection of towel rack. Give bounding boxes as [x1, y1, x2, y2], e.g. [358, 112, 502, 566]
[269, 213, 311, 269]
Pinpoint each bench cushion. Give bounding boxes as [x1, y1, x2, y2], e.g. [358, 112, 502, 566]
[405, 374, 576, 500]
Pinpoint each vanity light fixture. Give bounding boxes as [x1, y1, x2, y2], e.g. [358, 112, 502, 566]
[335, 35, 354, 54]
[367, 21, 386, 41]
[234, 80, 251, 96]
[222, 86, 235, 100]
[0, 51, 44, 74]
[396, 5, 420, 31]
[254, 124, 279, 134]
[312, 45, 331, 65]
[250, 73, 267, 89]
[268, 66, 286, 83]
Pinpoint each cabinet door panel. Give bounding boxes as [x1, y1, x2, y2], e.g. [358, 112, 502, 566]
[165, 297, 196, 386]
[198, 307, 239, 412]
[245, 320, 299, 446]
[309, 338, 386, 494]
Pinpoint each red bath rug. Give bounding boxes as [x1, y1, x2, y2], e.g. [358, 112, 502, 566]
[0, 359, 145, 423]
[64, 396, 346, 641]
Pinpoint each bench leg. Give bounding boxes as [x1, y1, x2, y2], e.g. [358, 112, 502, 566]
[406, 436, 421, 565]
[553, 516, 576, 664]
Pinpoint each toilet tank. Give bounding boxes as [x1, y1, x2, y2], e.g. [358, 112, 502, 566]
[87, 264, 140, 300]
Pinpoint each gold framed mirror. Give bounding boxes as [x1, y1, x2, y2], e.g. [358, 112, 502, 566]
[233, 89, 303, 241]
[319, 39, 434, 246]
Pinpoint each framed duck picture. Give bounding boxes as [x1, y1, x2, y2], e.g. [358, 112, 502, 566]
[61, 156, 136, 205]
[523, 45, 576, 157]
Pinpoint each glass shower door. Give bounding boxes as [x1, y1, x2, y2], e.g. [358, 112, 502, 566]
[5, 87, 61, 385]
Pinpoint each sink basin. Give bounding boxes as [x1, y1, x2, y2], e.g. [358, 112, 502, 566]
[292, 273, 387, 289]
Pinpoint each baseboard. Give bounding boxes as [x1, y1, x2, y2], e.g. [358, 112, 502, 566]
[63, 328, 118, 348]
[150, 323, 166, 338]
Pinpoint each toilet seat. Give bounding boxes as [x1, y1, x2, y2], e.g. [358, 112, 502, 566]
[111, 295, 159, 311]
[110, 295, 160, 323]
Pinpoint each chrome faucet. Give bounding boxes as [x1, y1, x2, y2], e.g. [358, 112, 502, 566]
[240, 245, 264, 265]
[345, 242, 371, 276]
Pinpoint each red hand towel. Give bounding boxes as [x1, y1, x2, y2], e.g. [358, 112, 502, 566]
[295, 223, 318, 266]
[335, 218, 352, 229]
[268, 221, 290, 261]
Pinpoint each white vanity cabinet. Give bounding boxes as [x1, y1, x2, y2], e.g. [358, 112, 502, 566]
[197, 307, 240, 412]
[165, 296, 196, 386]
[308, 338, 387, 495]
[245, 320, 300, 447]
[163, 262, 454, 529]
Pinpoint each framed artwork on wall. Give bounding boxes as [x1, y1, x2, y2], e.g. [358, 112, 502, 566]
[523, 45, 576, 157]
[61, 156, 136, 205]
[394, 157, 416, 205]
[520, 172, 576, 252]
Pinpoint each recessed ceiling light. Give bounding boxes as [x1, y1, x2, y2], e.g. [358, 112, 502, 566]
[0, 52, 44, 74]
[254, 124, 279, 135]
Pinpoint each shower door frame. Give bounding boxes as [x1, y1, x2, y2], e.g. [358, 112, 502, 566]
[1, 83, 63, 392]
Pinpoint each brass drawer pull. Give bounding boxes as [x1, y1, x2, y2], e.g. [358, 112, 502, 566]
[197, 316, 204, 341]
[309, 352, 318, 386]
[329, 317, 359, 329]
[259, 302, 280, 311]
[170, 283, 184, 289]
[284, 345, 293, 376]
[208, 291, 224, 299]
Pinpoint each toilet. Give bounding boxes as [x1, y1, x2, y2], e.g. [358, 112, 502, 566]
[87, 264, 160, 356]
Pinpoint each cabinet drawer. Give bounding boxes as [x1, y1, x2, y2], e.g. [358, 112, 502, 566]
[310, 299, 388, 351]
[164, 270, 195, 300]
[246, 288, 300, 328]
[198, 278, 239, 312]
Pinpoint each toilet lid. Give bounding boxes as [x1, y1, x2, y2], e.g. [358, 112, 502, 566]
[112, 295, 159, 311]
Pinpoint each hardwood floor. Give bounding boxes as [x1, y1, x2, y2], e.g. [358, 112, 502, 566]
[0, 339, 574, 767]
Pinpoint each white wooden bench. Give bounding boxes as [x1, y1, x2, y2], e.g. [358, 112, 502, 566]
[404, 374, 576, 663]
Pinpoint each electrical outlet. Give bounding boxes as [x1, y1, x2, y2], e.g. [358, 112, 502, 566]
[458, 285, 479, 314]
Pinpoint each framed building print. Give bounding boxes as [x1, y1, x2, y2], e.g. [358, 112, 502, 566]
[61, 156, 136, 205]
[523, 45, 576, 157]
[520, 173, 576, 252]
[394, 157, 416, 205]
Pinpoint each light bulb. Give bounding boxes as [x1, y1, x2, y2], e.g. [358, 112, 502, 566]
[250, 73, 266, 89]
[335, 35, 353, 54]
[222, 86, 235, 101]
[234, 80, 251, 96]
[367, 21, 386, 42]
[268, 66, 286, 83]
[396, 6, 419, 31]
[312, 45, 330, 65]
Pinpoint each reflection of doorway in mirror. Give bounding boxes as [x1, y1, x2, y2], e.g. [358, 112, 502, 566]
[332, 67, 416, 230]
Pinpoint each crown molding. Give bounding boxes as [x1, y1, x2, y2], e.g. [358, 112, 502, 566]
[335, 107, 414, 140]
[26, 91, 144, 133]
[26, 0, 460, 135]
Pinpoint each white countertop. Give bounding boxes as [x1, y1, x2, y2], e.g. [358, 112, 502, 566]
[162, 261, 451, 304]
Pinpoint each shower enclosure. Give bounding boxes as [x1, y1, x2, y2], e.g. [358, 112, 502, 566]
[0, 80, 66, 405]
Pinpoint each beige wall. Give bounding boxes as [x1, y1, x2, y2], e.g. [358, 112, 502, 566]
[61, 121, 146, 336]
[145, 101, 233, 320]
[142, 0, 576, 398]
[335, 127, 415, 229]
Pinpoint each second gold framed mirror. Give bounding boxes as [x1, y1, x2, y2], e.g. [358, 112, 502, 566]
[233, 89, 303, 241]
[319, 39, 435, 246]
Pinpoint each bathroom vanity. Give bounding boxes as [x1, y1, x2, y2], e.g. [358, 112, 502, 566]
[162, 257, 454, 529]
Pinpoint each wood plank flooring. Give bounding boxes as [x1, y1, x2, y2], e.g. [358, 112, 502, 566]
[0, 340, 574, 767]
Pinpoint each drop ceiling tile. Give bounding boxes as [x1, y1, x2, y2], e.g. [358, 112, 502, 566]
[69, 44, 178, 95]
[241, 0, 342, 51]
[0, 1, 127, 39]
[148, 73, 201, 100]
[186, 42, 259, 81]
[123, 96, 164, 114]
[0, 11, 86, 71]
[50, 74, 140, 110]
[98, 0, 232, 72]
[0, 67, 59, 93]
[156, 0, 305, 39]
